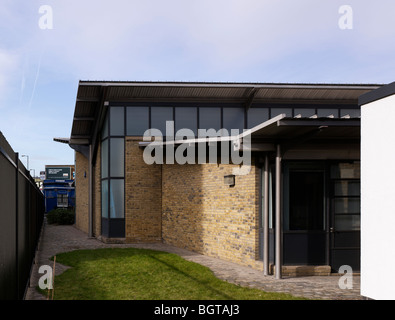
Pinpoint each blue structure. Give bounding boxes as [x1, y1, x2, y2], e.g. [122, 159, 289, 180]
[43, 179, 75, 213]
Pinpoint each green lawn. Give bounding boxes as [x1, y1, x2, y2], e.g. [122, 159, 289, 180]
[42, 248, 305, 300]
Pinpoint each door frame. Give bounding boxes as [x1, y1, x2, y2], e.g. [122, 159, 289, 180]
[282, 161, 327, 266]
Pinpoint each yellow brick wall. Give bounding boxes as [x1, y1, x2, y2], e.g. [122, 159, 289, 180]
[93, 143, 101, 237]
[162, 162, 262, 269]
[75, 151, 89, 233]
[125, 137, 162, 242]
[77, 138, 263, 270]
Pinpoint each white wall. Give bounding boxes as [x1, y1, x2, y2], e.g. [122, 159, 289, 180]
[361, 93, 395, 300]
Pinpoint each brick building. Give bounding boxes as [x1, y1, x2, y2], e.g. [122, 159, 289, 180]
[60, 81, 380, 278]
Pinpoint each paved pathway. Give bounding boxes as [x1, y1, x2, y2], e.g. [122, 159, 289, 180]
[25, 221, 362, 300]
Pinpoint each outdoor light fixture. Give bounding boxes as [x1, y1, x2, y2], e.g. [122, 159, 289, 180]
[21, 154, 29, 170]
[224, 174, 235, 187]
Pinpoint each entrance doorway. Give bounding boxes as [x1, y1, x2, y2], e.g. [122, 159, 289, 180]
[280, 161, 361, 271]
[283, 163, 326, 265]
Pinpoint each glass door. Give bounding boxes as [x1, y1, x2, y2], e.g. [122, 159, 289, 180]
[283, 162, 326, 265]
[329, 162, 361, 272]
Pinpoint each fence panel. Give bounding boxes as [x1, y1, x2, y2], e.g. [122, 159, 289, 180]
[0, 132, 44, 300]
[0, 142, 17, 300]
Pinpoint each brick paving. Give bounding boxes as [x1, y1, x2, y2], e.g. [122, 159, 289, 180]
[25, 221, 363, 300]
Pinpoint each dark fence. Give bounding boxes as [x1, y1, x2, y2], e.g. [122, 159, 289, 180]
[0, 132, 44, 300]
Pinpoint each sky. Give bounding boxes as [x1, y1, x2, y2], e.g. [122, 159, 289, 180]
[1, 0, 395, 177]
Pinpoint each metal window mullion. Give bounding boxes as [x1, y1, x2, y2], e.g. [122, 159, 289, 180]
[107, 137, 111, 220]
[15, 152, 19, 299]
[275, 145, 282, 280]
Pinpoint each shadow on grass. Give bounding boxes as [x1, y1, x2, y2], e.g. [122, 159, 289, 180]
[147, 254, 235, 300]
[47, 247, 303, 300]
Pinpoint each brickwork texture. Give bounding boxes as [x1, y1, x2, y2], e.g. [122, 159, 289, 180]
[75, 139, 263, 270]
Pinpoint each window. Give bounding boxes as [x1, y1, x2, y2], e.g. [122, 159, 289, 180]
[101, 107, 125, 237]
[271, 108, 292, 118]
[331, 162, 360, 231]
[109, 138, 124, 177]
[175, 107, 197, 135]
[340, 109, 361, 118]
[223, 108, 244, 135]
[247, 108, 269, 128]
[101, 139, 108, 178]
[109, 180, 124, 218]
[317, 109, 339, 118]
[101, 180, 108, 218]
[126, 107, 149, 136]
[199, 107, 221, 134]
[57, 193, 68, 208]
[294, 108, 316, 118]
[151, 107, 173, 136]
[110, 107, 125, 136]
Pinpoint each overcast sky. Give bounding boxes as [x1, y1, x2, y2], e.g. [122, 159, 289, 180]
[1, 0, 395, 176]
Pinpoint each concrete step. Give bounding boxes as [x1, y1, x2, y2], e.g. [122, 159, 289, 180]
[271, 265, 331, 276]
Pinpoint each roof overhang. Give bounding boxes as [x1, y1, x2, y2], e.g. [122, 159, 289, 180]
[67, 81, 379, 151]
[138, 113, 361, 153]
[359, 81, 395, 106]
[247, 116, 360, 142]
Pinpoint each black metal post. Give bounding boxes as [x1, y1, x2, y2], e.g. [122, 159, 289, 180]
[15, 152, 19, 299]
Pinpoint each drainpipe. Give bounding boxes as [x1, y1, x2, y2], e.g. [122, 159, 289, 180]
[88, 144, 93, 238]
[263, 154, 269, 276]
[275, 144, 282, 280]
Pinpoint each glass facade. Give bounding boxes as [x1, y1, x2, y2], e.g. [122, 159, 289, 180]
[101, 180, 108, 218]
[331, 162, 361, 231]
[109, 138, 124, 177]
[175, 107, 197, 135]
[199, 107, 221, 135]
[110, 107, 125, 136]
[101, 139, 108, 178]
[109, 180, 124, 219]
[294, 108, 316, 118]
[126, 107, 149, 136]
[222, 108, 245, 134]
[101, 103, 361, 239]
[247, 108, 269, 128]
[118, 104, 361, 137]
[317, 109, 339, 118]
[151, 107, 173, 136]
[101, 107, 125, 238]
[271, 108, 292, 118]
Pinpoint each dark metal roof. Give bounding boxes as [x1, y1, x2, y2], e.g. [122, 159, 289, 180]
[247, 115, 360, 142]
[53, 137, 70, 144]
[359, 81, 395, 106]
[70, 81, 380, 146]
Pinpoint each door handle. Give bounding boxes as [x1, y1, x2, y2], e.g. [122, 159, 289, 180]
[329, 227, 334, 233]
